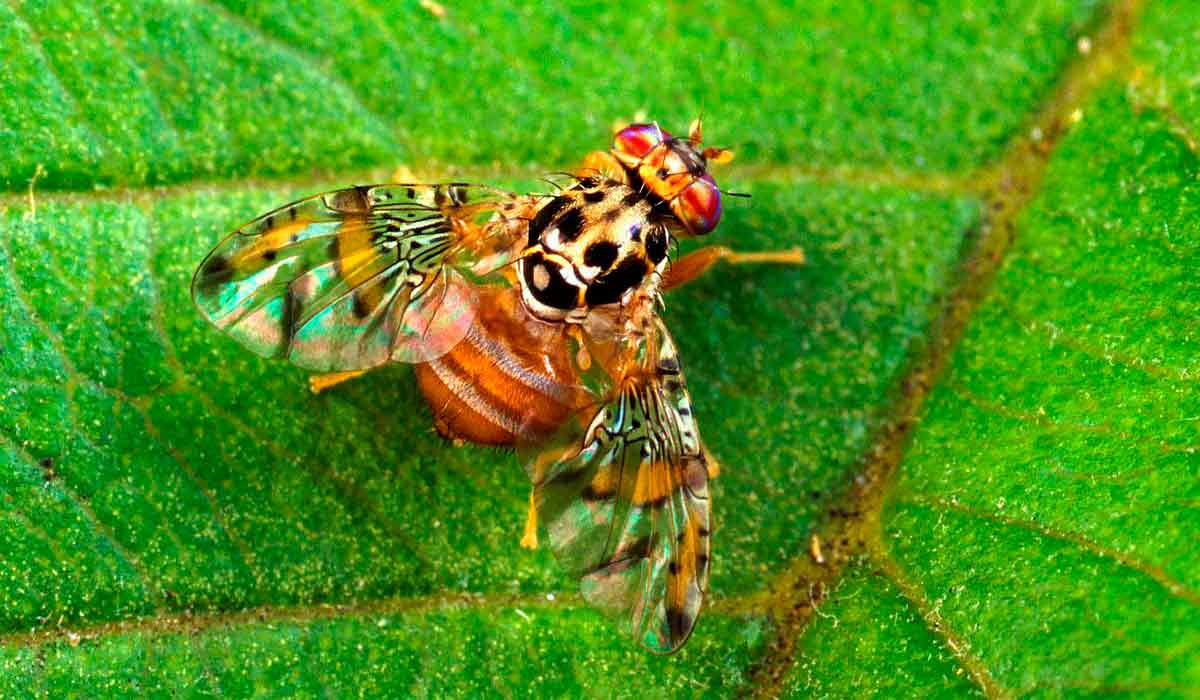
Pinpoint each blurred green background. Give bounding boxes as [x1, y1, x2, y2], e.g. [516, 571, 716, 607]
[0, 0, 1196, 697]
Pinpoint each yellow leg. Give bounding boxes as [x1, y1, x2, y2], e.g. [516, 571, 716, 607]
[520, 490, 539, 549]
[663, 245, 806, 291]
[308, 369, 367, 395]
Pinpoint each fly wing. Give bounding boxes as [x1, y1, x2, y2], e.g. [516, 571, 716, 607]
[526, 317, 712, 653]
[192, 184, 533, 371]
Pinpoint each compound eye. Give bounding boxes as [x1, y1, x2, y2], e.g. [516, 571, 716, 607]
[612, 123, 670, 168]
[671, 173, 722, 235]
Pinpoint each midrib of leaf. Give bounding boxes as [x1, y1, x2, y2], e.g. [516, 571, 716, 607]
[742, 0, 1150, 697]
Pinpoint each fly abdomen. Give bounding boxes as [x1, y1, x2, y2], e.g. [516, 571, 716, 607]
[415, 288, 581, 446]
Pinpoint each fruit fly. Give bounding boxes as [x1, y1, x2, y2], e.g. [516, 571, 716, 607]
[192, 120, 804, 653]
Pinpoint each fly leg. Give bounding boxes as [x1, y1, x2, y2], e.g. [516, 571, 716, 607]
[308, 369, 368, 394]
[662, 246, 806, 291]
[520, 489, 539, 549]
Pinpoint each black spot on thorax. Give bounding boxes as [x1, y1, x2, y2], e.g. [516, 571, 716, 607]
[528, 195, 571, 246]
[584, 241, 619, 269]
[620, 189, 644, 207]
[556, 207, 585, 242]
[523, 251, 581, 310]
[585, 256, 649, 306]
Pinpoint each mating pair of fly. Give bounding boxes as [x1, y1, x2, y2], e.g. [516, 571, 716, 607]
[192, 120, 804, 653]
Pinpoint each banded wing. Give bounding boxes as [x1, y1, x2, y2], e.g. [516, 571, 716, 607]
[192, 184, 531, 371]
[527, 318, 712, 654]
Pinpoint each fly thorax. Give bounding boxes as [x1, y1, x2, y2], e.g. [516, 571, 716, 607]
[519, 182, 672, 322]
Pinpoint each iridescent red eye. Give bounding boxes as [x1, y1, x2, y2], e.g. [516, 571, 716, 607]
[612, 123, 670, 167]
[671, 174, 722, 235]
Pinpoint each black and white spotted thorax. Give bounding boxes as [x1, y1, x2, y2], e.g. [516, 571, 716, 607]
[518, 178, 671, 322]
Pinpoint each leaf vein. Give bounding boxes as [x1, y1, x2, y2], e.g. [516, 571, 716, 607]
[0, 432, 164, 615]
[0, 228, 165, 610]
[994, 297, 1197, 382]
[870, 544, 1013, 700]
[3, 1, 111, 162]
[901, 496, 1200, 605]
[0, 590, 580, 649]
[947, 380, 1199, 458]
[194, 0, 402, 146]
[186, 386, 438, 570]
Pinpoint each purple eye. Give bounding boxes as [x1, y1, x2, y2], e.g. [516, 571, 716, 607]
[671, 174, 722, 235]
[612, 123, 670, 168]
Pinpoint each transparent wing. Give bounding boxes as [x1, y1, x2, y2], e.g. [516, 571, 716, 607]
[526, 317, 712, 654]
[192, 184, 531, 371]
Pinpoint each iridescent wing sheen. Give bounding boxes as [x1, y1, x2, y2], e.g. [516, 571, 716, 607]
[526, 317, 712, 654]
[192, 184, 531, 371]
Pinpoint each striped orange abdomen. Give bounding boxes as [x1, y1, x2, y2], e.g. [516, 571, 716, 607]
[414, 288, 582, 446]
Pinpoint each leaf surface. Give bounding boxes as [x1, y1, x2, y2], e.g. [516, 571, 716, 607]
[2, 0, 1196, 697]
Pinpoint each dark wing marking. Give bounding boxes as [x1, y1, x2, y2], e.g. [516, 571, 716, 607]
[526, 318, 711, 653]
[192, 184, 527, 371]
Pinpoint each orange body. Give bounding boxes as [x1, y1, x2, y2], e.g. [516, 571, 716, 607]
[414, 287, 583, 446]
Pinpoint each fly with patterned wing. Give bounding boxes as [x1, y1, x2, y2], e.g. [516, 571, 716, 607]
[192, 120, 795, 654]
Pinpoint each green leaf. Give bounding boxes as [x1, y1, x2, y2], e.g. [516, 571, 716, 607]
[781, 13, 1200, 696]
[1, 0, 1097, 189]
[787, 564, 983, 699]
[864, 86, 1199, 696]
[0, 179, 967, 677]
[2, 0, 1196, 697]
[0, 607, 768, 697]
